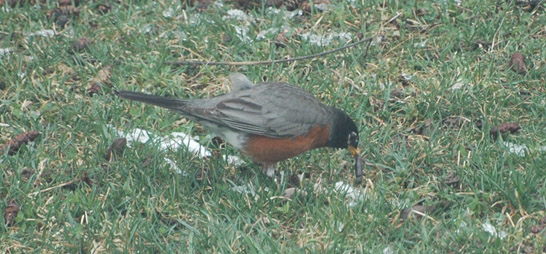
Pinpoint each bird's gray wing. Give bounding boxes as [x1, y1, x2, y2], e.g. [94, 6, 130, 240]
[182, 83, 332, 138]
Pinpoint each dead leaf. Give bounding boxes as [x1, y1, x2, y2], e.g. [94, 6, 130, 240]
[21, 168, 34, 182]
[87, 81, 101, 96]
[96, 65, 112, 85]
[444, 173, 460, 186]
[443, 116, 470, 129]
[300, 1, 312, 13]
[274, 31, 289, 48]
[515, 0, 541, 11]
[181, 0, 210, 10]
[412, 119, 434, 135]
[473, 40, 491, 50]
[211, 136, 224, 148]
[141, 155, 153, 168]
[47, 6, 80, 20]
[1, 0, 36, 7]
[283, 187, 307, 198]
[58, 0, 79, 6]
[490, 122, 521, 140]
[530, 225, 543, 234]
[509, 52, 527, 74]
[0, 131, 40, 155]
[71, 37, 90, 51]
[288, 173, 301, 187]
[105, 138, 127, 161]
[81, 172, 92, 186]
[389, 88, 405, 99]
[195, 166, 208, 182]
[398, 74, 412, 86]
[4, 199, 19, 226]
[96, 4, 111, 14]
[55, 14, 70, 28]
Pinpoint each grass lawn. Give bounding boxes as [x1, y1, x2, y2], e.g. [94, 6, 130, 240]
[1, 0, 545, 252]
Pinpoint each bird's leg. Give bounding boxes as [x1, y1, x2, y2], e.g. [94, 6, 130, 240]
[262, 163, 276, 178]
[256, 162, 278, 178]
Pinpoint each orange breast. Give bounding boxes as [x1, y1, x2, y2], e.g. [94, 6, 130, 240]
[243, 125, 330, 165]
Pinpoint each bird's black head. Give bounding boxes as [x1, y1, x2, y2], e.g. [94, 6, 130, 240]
[328, 108, 359, 150]
[328, 108, 363, 181]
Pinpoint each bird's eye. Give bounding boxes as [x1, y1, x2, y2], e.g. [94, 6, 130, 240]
[348, 132, 359, 146]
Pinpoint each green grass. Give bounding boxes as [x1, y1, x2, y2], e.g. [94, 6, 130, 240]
[1, 0, 545, 252]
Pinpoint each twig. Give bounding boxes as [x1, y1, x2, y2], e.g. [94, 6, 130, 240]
[28, 180, 75, 197]
[165, 36, 374, 66]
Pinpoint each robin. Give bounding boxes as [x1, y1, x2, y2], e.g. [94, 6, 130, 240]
[116, 73, 363, 179]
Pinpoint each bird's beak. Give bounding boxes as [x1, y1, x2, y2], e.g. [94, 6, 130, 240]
[349, 145, 363, 181]
[349, 145, 361, 158]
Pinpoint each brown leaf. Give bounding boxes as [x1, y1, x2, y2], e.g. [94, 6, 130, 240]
[283, 187, 307, 199]
[105, 138, 127, 161]
[141, 155, 153, 168]
[96, 4, 111, 14]
[412, 119, 434, 135]
[264, 0, 284, 8]
[4, 199, 19, 226]
[444, 174, 460, 186]
[55, 14, 70, 27]
[47, 6, 80, 19]
[0, 131, 40, 155]
[389, 88, 405, 99]
[21, 168, 34, 182]
[490, 122, 521, 140]
[398, 74, 412, 86]
[71, 37, 90, 51]
[96, 65, 112, 85]
[443, 116, 469, 129]
[58, 0, 75, 6]
[87, 81, 101, 96]
[274, 31, 289, 48]
[2, 0, 36, 7]
[509, 52, 527, 74]
[81, 172, 92, 186]
[288, 173, 301, 187]
[181, 0, 210, 10]
[300, 1, 312, 14]
[196, 0, 211, 10]
[195, 166, 208, 182]
[530, 225, 543, 234]
[473, 40, 491, 50]
[211, 136, 224, 148]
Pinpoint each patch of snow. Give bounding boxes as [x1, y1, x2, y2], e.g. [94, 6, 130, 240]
[383, 246, 394, 254]
[503, 141, 528, 157]
[26, 29, 55, 38]
[482, 222, 507, 239]
[257, 27, 281, 40]
[163, 7, 174, 18]
[223, 9, 254, 22]
[334, 181, 365, 207]
[232, 25, 252, 43]
[0, 48, 13, 56]
[300, 32, 352, 47]
[413, 40, 427, 48]
[231, 184, 256, 196]
[107, 125, 243, 169]
[164, 158, 187, 175]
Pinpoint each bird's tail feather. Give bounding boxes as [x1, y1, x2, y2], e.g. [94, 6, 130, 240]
[115, 90, 188, 111]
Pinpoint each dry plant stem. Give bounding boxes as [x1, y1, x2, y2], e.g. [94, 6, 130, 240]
[165, 36, 374, 66]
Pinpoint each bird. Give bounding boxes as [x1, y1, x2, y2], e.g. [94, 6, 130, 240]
[116, 73, 362, 179]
